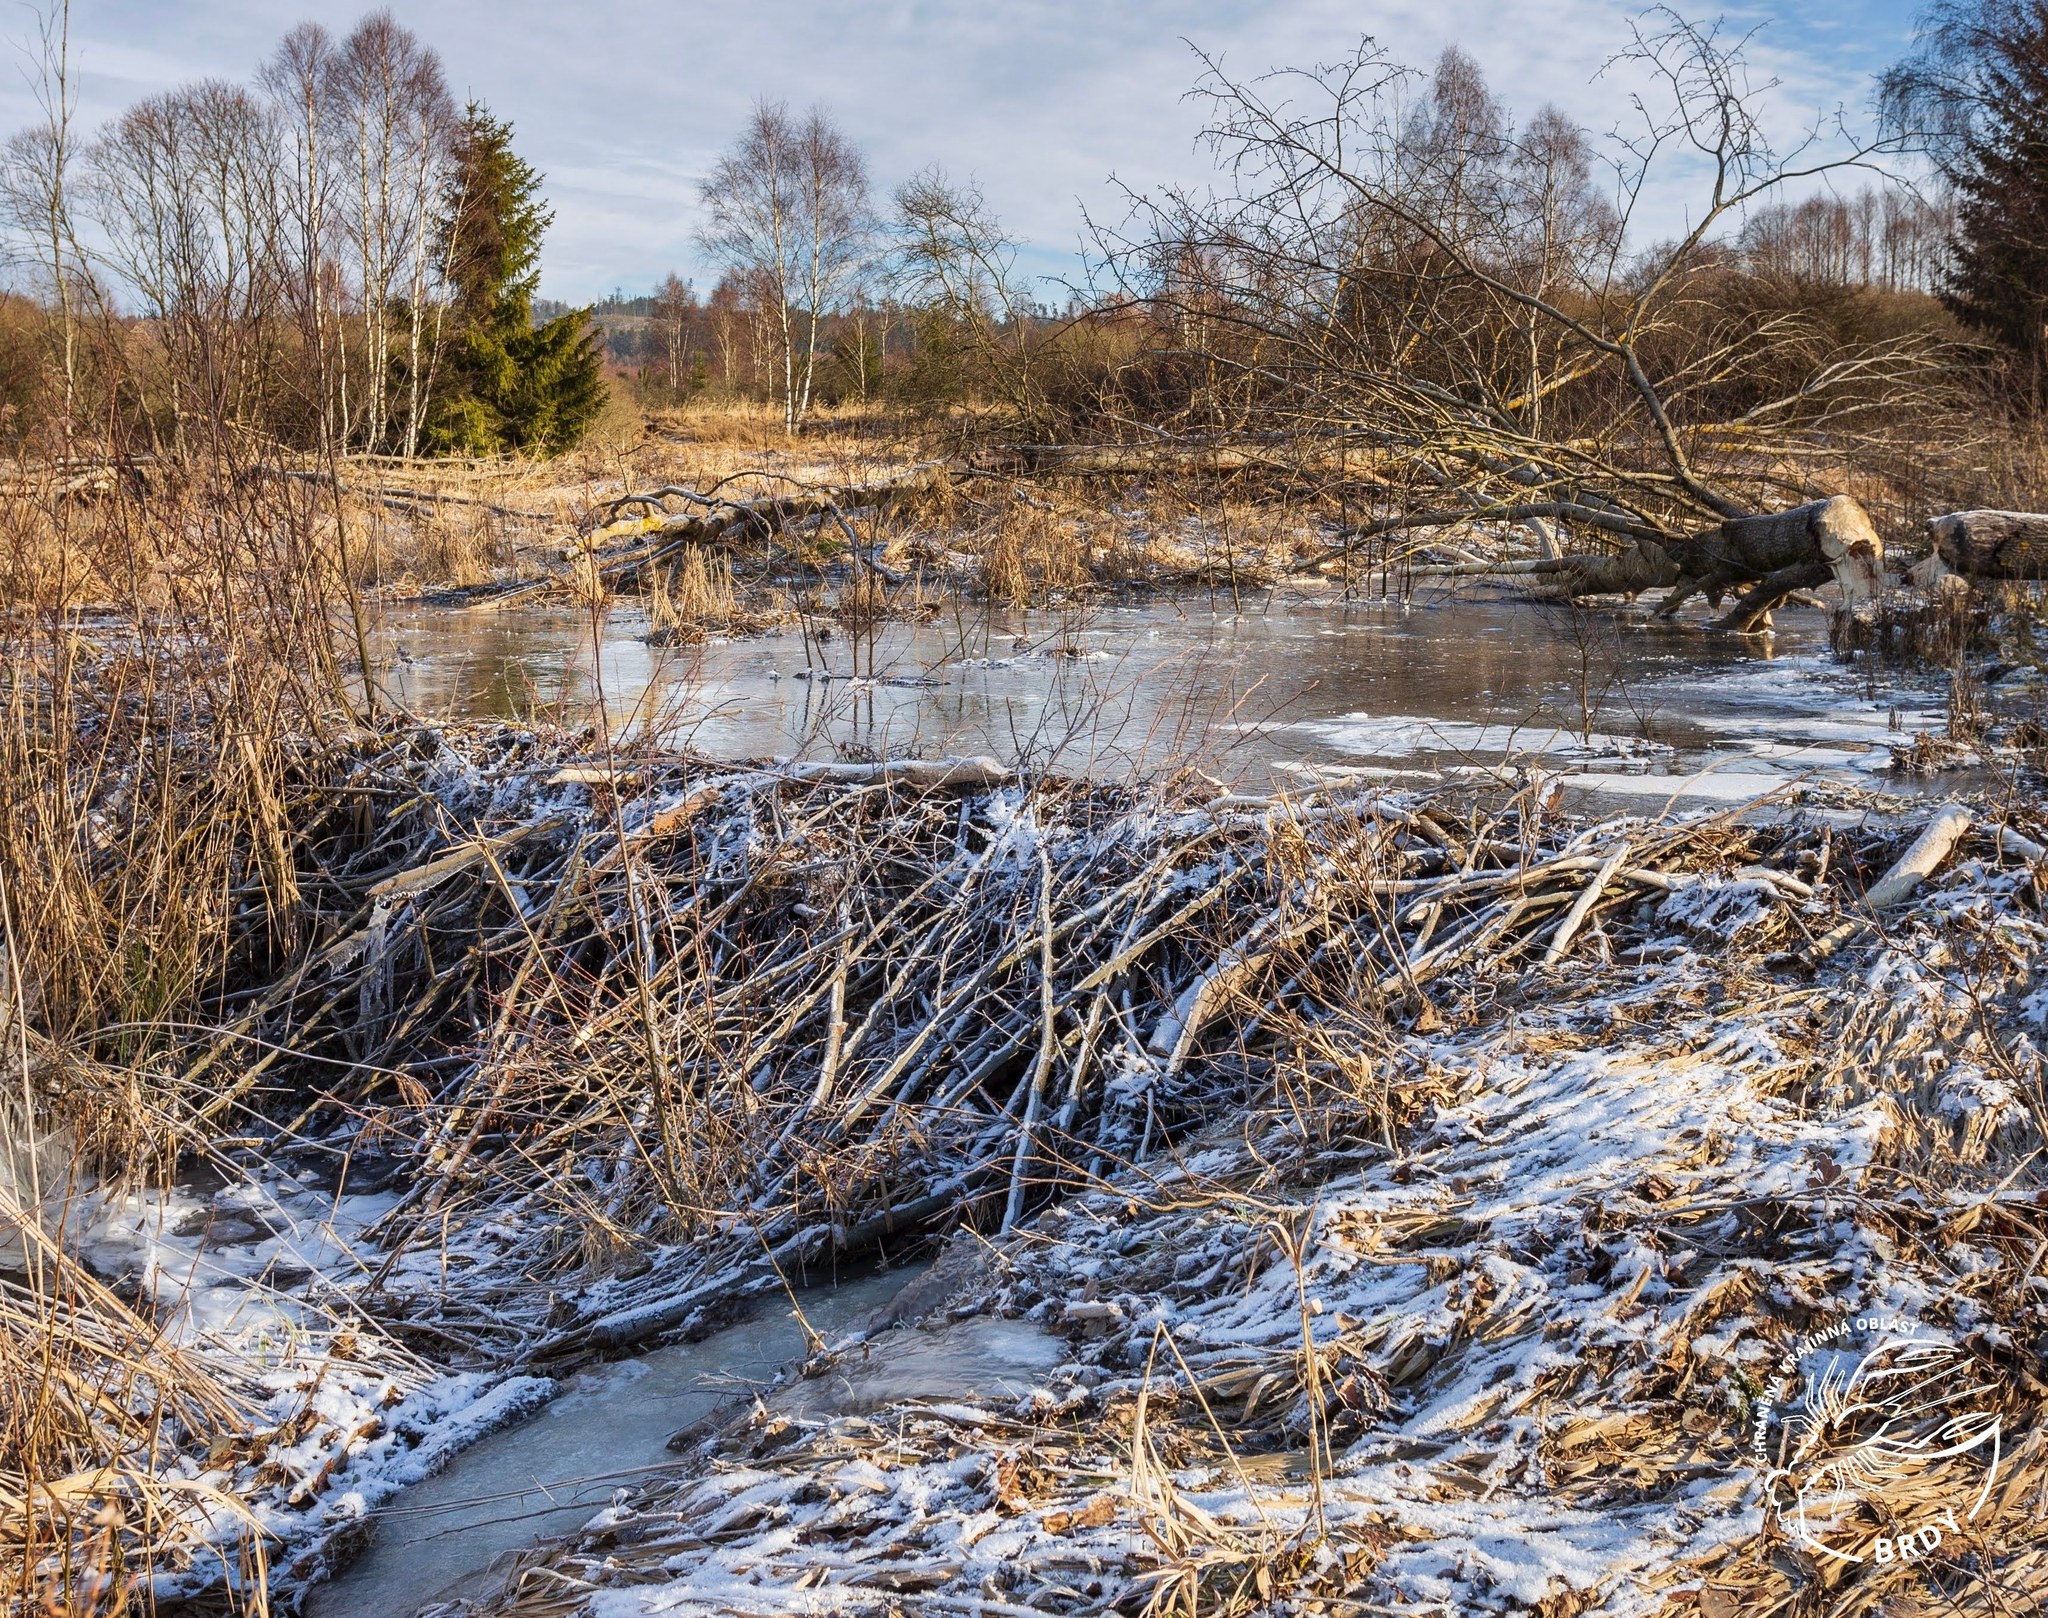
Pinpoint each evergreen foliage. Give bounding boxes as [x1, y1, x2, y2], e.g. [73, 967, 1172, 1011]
[1912, 3, 2048, 393]
[426, 104, 606, 454]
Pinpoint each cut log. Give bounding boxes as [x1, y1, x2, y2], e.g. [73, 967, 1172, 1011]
[1929, 510, 2048, 580]
[1865, 805, 1973, 910]
[784, 756, 1011, 790]
[1671, 495, 1883, 609]
[1903, 553, 1955, 588]
[1999, 825, 2047, 864]
[1642, 496, 1884, 630]
[1486, 497, 1885, 624]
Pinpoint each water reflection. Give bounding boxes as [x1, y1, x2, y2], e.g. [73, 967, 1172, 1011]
[373, 595, 1935, 795]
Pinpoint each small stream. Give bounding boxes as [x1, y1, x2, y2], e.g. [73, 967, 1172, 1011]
[307, 1269, 913, 1618]
[373, 595, 1954, 804]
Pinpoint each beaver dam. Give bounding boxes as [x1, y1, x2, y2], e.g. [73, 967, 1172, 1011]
[9, 698, 2048, 1617]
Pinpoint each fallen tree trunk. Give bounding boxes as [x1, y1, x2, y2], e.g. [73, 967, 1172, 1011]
[1400, 544, 1681, 596]
[1866, 804, 1974, 910]
[987, 443, 1382, 478]
[1929, 510, 2048, 580]
[1658, 496, 1886, 631]
[423, 463, 959, 607]
[1553, 542, 1682, 597]
[1395, 496, 1884, 631]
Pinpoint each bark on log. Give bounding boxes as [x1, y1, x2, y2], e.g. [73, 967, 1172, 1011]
[1929, 510, 2048, 580]
[1679, 496, 1883, 605]
[1446, 497, 1883, 627]
[990, 443, 1375, 478]
[1647, 495, 1883, 630]
[784, 756, 1012, 789]
[1554, 541, 1680, 597]
[1393, 543, 1678, 594]
[1407, 498, 1883, 629]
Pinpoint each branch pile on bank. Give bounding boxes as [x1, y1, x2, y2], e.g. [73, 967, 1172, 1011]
[145, 737, 1917, 1359]
[223, 734, 1906, 1363]
[15, 706, 2048, 1614]
[455, 792, 2048, 1618]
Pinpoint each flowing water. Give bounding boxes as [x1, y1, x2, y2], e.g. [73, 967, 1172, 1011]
[306, 1268, 929, 1618]
[374, 594, 1948, 804]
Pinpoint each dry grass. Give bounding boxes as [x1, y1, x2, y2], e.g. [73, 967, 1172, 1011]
[0, 447, 359, 1613]
[452, 786, 2048, 1618]
[0, 1228, 268, 1618]
[644, 549, 795, 644]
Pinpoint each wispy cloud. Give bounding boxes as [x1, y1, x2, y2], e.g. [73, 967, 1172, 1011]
[0, 0, 1922, 301]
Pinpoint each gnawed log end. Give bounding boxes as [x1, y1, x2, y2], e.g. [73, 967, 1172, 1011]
[1671, 495, 1885, 632]
[1930, 509, 2048, 581]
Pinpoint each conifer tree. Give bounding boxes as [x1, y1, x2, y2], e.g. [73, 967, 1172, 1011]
[1890, 2, 2048, 397]
[1943, 8, 2048, 396]
[426, 104, 605, 454]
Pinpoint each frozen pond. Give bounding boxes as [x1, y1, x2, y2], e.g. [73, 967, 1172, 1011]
[374, 595, 1946, 805]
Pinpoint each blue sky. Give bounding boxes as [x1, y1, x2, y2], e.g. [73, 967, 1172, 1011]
[0, 0, 1928, 303]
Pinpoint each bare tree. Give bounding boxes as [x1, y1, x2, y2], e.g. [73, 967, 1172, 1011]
[86, 81, 287, 448]
[699, 101, 873, 432]
[1091, 17, 1946, 622]
[894, 167, 1043, 418]
[651, 272, 698, 398]
[260, 22, 343, 451]
[705, 273, 745, 392]
[331, 13, 452, 454]
[1738, 184, 1952, 288]
[0, 2, 82, 434]
[1397, 47, 1512, 252]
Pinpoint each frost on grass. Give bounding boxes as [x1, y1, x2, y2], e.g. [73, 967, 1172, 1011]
[461, 803, 2048, 1618]
[11, 1169, 554, 1605]
[22, 722, 2047, 1616]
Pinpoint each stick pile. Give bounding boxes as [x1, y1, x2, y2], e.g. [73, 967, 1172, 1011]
[452, 786, 2048, 1618]
[183, 727, 2007, 1375]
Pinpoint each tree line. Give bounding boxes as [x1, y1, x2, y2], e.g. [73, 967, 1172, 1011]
[587, 106, 1078, 436]
[3, 0, 2048, 465]
[583, 67, 1971, 444]
[0, 6, 604, 459]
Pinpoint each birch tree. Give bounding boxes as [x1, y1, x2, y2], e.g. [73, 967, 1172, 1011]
[331, 13, 452, 453]
[699, 102, 873, 432]
[260, 23, 342, 451]
[86, 82, 286, 446]
[651, 272, 698, 398]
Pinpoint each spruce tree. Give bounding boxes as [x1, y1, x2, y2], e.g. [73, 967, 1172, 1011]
[426, 104, 606, 455]
[1938, 6, 2048, 398]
